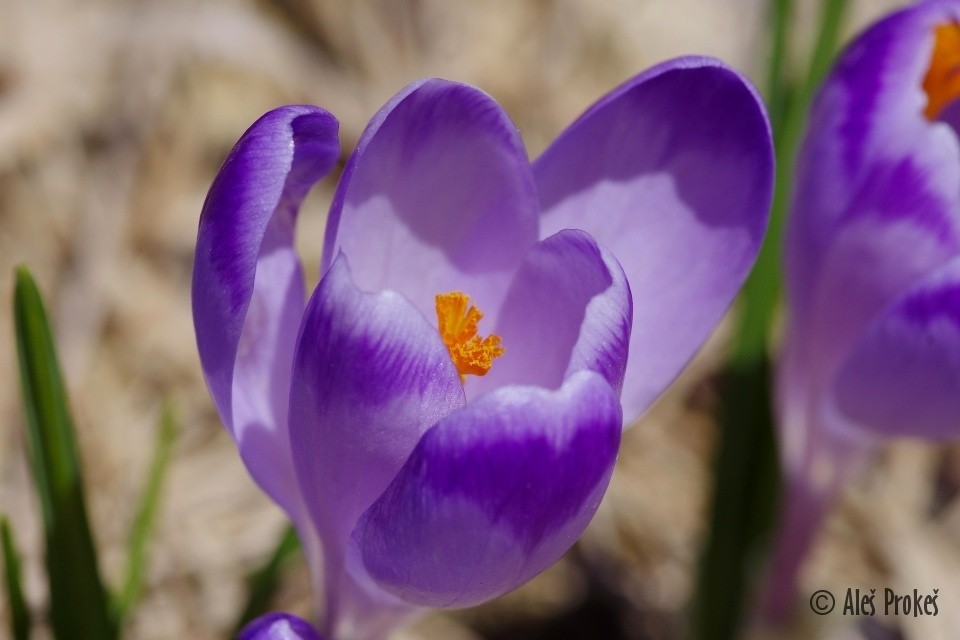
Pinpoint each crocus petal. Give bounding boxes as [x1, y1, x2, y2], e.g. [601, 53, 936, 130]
[238, 612, 324, 640]
[353, 370, 621, 608]
[533, 57, 773, 422]
[779, 0, 960, 469]
[322, 79, 539, 323]
[288, 256, 465, 599]
[786, 0, 960, 362]
[193, 106, 339, 517]
[796, 207, 959, 410]
[473, 229, 631, 398]
[833, 255, 960, 439]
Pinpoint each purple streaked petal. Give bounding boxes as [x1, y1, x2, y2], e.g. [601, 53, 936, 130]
[799, 209, 960, 408]
[238, 612, 323, 640]
[786, 0, 960, 347]
[778, 0, 960, 476]
[192, 106, 339, 518]
[833, 256, 960, 439]
[288, 256, 465, 609]
[353, 371, 621, 608]
[533, 57, 773, 423]
[779, 1, 960, 487]
[322, 79, 539, 324]
[472, 229, 631, 399]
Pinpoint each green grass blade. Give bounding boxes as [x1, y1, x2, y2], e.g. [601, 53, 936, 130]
[805, 0, 850, 97]
[690, 360, 781, 640]
[691, 1, 851, 638]
[114, 403, 177, 621]
[765, 0, 794, 136]
[734, 0, 848, 366]
[231, 525, 302, 636]
[742, 0, 851, 360]
[13, 267, 117, 640]
[2, 517, 31, 640]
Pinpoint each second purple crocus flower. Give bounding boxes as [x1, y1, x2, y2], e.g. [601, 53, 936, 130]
[194, 57, 773, 640]
[769, 0, 960, 619]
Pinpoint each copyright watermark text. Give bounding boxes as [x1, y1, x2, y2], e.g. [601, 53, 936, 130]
[809, 588, 940, 617]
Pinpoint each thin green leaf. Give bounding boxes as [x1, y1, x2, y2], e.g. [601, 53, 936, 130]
[733, 0, 848, 365]
[2, 517, 31, 640]
[805, 0, 851, 97]
[691, 1, 851, 638]
[13, 266, 117, 640]
[114, 403, 177, 621]
[690, 360, 780, 640]
[231, 525, 302, 636]
[765, 0, 794, 136]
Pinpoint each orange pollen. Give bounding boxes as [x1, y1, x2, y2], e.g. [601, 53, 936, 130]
[923, 22, 960, 120]
[434, 291, 504, 381]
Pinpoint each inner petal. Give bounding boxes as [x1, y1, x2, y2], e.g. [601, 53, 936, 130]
[923, 21, 960, 121]
[322, 80, 540, 326]
[469, 230, 631, 403]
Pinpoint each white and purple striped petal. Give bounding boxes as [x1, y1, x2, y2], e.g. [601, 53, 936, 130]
[193, 106, 339, 520]
[288, 256, 465, 619]
[784, 1, 960, 409]
[833, 255, 960, 439]
[352, 370, 621, 608]
[474, 229, 632, 397]
[779, 0, 960, 472]
[322, 79, 539, 324]
[533, 57, 774, 422]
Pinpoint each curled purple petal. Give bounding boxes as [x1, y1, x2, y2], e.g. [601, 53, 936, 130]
[288, 256, 465, 616]
[533, 57, 774, 422]
[473, 229, 631, 399]
[193, 106, 339, 518]
[238, 612, 323, 640]
[833, 256, 960, 439]
[353, 371, 621, 608]
[322, 78, 539, 324]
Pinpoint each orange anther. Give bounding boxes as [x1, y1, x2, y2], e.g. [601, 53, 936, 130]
[435, 291, 504, 380]
[923, 22, 960, 120]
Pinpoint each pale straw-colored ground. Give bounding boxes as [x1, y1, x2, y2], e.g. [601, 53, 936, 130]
[3, 1, 956, 638]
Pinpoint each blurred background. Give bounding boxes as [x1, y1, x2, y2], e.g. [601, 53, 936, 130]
[4, 0, 958, 638]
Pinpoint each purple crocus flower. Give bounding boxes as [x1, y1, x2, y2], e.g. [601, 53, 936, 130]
[768, 0, 960, 619]
[240, 613, 325, 640]
[193, 57, 773, 639]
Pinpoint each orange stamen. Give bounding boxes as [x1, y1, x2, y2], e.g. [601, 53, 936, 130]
[434, 291, 504, 381]
[923, 22, 960, 120]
